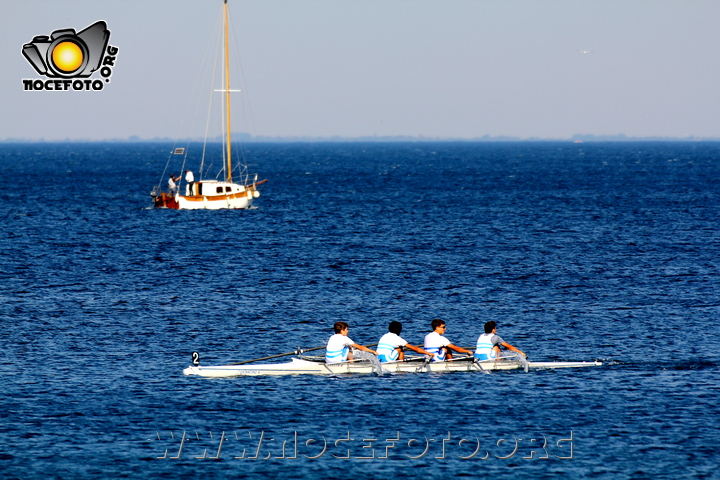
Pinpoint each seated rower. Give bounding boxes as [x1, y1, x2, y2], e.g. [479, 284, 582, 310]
[423, 319, 473, 362]
[475, 320, 526, 361]
[325, 321, 377, 364]
[377, 321, 433, 362]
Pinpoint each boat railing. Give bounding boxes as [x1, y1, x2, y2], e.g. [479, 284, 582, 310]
[299, 355, 325, 363]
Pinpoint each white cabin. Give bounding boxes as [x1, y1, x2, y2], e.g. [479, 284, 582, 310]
[192, 180, 246, 196]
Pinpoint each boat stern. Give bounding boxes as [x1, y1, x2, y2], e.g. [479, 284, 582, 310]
[151, 191, 179, 209]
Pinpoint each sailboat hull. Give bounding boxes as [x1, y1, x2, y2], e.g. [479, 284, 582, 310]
[152, 180, 264, 210]
[177, 190, 255, 210]
[153, 192, 256, 210]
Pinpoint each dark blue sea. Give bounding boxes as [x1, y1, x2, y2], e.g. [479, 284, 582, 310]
[2, 142, 719, 479]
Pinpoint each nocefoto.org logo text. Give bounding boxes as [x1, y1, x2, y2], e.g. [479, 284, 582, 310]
[21, 20, 119, 91]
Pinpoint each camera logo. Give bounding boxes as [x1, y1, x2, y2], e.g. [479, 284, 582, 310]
[22, 20, 119, 91]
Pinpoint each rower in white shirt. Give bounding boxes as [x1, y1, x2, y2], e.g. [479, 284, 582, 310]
[325, 321, 376, 364]
[423, 319, 473, 361]
[376, 321, 432, 362]
[475, 321, 526, 361]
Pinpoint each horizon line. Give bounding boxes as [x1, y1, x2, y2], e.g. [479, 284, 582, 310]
[3, 133, 720, 144]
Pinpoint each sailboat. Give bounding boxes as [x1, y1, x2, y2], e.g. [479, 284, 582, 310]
[151, 0, 266, 210]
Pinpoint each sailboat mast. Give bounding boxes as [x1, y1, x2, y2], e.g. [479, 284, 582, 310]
[224, 0, 232, 182]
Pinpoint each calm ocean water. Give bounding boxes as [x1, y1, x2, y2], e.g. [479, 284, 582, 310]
[1, 142, 719, 479]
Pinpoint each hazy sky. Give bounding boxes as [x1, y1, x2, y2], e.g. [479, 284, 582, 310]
[2, 0, 720, 141]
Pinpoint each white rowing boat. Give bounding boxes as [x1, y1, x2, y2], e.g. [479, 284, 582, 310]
[183, 354, 602, 378]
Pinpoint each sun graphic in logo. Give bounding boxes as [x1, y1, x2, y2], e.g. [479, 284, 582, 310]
[51, 41, 84, 73]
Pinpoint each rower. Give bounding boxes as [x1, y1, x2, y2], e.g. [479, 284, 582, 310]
[325, 321, 377, 364]
[475, 321, 526, 361]
[423, 319, 473, 361]
[377, 321, 433, 362]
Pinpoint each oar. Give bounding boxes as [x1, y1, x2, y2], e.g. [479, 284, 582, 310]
[473, 357, 490, 374]
[462, 347, 530, 363]
[445, 354, 475, 362]
[228, 345, 327, 365]
[227, 342, 379, 366]
[400, 356, 429, 363]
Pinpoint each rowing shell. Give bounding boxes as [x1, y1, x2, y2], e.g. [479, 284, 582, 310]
[182, 356, 602, 378]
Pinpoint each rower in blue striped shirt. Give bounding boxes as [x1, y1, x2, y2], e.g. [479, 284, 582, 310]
[325, 322, 377, 364]
[475, 321, 526, 361]
[376, 321, 432, 362]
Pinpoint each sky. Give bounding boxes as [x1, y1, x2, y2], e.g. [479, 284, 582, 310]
[2, 0, 720, 141]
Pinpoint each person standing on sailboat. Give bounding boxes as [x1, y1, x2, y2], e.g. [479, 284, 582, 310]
[168, 174, 179, 194]
[184, 170, 195, 196]
[325, 322, 376, 364]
